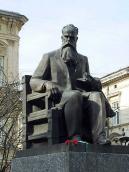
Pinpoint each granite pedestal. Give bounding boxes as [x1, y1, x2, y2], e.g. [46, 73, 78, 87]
[11, 143, 129, 172]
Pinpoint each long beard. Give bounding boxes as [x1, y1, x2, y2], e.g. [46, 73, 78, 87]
[61, 46, 77, 63]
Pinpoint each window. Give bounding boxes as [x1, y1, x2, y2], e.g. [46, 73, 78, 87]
[112, 111, 119, 125]
[112, 101, 119, 110]
[111, 101, 119, 125]
[114, 84, 117, 88]
[0, 56, 4, 86]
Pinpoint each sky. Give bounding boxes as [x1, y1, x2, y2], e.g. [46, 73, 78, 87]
[0, 0, 129, 78]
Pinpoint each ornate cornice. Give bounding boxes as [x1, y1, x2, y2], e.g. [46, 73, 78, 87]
[101, 67, 129, 86]
[0, 9, 28, 31]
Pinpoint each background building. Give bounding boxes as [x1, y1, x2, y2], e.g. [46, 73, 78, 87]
[0, 9, 28, 84]
[101, 67, 129, 144]
[0, 10, 27, 171]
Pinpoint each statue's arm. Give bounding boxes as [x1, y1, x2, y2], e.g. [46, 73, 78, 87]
[30, 54, 52, 92]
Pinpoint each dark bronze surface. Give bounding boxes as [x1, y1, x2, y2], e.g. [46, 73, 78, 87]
[29, 24, 115, 145]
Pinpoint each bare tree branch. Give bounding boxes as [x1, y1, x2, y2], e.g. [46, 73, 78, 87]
[0, 68, 22, 172]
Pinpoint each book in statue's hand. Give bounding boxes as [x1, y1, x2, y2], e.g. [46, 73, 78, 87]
[75, 78, 92, 92]
[76, 77, 102, 92]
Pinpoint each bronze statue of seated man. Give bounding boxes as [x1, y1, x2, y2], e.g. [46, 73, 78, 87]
[30, 24, 115, 145]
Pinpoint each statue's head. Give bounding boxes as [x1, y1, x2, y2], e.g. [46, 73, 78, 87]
[61, 24, 78, 49]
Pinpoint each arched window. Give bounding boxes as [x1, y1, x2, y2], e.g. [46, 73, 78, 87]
[0, 40, 8, 86]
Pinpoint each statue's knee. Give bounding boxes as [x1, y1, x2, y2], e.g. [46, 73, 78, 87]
[74, 91, 82, 98]
[90, 91, 102, 98]
[71, 90, 82, 101]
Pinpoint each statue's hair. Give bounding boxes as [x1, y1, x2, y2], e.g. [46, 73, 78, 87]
[62, 24, 78, 36]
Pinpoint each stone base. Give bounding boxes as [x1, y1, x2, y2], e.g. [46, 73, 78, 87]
[11, 144, 129, 172]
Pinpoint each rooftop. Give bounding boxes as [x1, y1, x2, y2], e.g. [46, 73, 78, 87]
[101, 66, 129, 79]
[101, 66, 129, 85]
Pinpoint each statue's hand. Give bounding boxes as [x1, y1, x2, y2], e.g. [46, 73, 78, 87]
[50, 86, 62, 104]
[45, 82, 62, 103]
[82, 73, 102, 91]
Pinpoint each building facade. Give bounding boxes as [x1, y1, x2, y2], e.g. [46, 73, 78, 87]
[0, 10, 28, 84]
[101, 67, 129, 144]
[0, 10, 27, 170]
